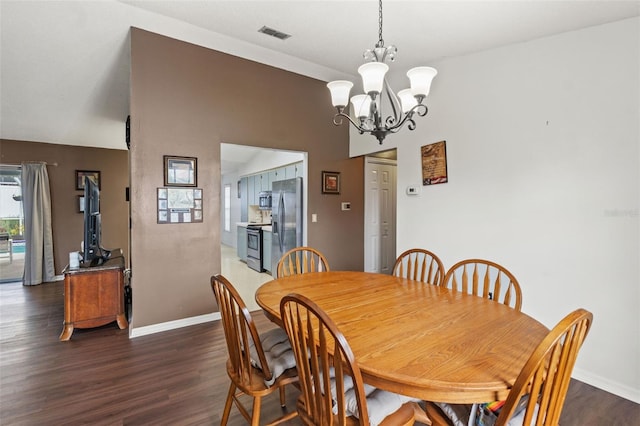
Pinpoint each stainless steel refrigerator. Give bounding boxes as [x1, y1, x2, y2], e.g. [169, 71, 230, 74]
[271, 177, 303, 275]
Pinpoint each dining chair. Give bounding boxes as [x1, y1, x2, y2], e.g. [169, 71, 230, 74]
[424, 308, 593, 426]
[442, 259, 522, 311]
[280, 293, 427, 426]
[211, 274, 299, 426]
[392, 248, 445, 285]
[276, 246, 330, 278]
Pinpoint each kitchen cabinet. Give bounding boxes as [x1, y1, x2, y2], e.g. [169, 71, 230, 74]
[284, 164, 296, 179]
[260, 172, 270, 192]
[240, 177, 248, 222]
[237, 225, 247, 262]
[247, 175, 256, 205]
[268, 170, 278, 190]
[262, 229, 272, 273]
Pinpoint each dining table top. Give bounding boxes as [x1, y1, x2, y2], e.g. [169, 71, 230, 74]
[255, 270, 549, 403]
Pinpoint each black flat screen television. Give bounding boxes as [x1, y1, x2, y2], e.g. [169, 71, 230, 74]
[82, 175, 110, 266]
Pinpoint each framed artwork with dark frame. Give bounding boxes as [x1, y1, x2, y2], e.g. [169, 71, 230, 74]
[164, 155, 197, 187]
[421, 140, 448, 186]
[75, 170, 101, 190]
[322, 171, 340, 194]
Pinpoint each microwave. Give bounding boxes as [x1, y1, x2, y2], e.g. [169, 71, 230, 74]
[258, 191, 272, 210]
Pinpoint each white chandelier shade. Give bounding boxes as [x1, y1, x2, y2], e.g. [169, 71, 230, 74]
[407, 66, 438, 97]
[327, 80, 354, 108]
[358, 62, 389, 95]
[350, 94, 372, 120]
[397, 89, 418, 114]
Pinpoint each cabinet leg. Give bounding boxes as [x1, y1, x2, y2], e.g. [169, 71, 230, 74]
[59, 323, 74, 341]
[116, 313, 128, 330]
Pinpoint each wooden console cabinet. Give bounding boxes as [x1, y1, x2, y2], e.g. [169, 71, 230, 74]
[59, 250, 128, 341]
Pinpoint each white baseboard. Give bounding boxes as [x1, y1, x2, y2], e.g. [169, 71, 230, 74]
[573, 367, 640, 404]
[129, 312, 221, 338]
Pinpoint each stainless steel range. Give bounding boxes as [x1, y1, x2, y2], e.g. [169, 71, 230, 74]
[246, 225, 264, 272]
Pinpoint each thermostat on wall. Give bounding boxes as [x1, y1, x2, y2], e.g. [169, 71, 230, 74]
[406, 185, 420, 195]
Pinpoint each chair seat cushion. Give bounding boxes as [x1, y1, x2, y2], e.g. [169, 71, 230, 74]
[328, 370, 419, 426]
[435, 397, 538, 426]
[248, 327, 297, 386]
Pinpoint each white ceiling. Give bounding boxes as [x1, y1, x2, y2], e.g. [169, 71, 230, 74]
[1, 1, 638, 163]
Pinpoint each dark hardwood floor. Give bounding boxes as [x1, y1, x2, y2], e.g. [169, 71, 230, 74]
[1, 281, 638, 425]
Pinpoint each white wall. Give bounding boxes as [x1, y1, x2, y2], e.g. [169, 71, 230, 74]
[352, 17, 639, 402]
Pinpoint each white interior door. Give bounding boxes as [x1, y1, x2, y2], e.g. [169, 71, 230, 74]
[364, 157, 396, 273]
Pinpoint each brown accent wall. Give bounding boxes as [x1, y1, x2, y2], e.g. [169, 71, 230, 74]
[0, 139, 129, 275]
[130, 28, 363, 328]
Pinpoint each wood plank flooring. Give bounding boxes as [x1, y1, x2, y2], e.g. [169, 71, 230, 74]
[1, 281, 638, 425]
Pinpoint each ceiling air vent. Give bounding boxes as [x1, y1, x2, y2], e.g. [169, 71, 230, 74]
[258, 26, 291, 40]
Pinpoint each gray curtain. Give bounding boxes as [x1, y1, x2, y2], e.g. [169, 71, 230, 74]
[21, 162, 55, 285]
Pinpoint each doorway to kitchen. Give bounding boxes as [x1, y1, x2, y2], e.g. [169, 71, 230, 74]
[220, 143, 307, 310]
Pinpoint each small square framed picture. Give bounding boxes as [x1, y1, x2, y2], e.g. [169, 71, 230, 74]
[75, 170, 100, 190]
[322, 171, 340, 194]
[164, 155, 197, 187]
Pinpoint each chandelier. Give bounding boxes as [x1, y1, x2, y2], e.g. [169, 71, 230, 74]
[327, 0, 437, 144]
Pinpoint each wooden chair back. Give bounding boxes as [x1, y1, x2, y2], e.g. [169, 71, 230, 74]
[495, 308, 593, 425]
[277, 246, 330, 278]
[442, 259, 522, 311]
[280, 293, 417, 426]
[211, 274, 297, 425]
[392, 248, 445, 285]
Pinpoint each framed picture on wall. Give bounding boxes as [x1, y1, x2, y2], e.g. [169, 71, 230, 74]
[421, 140, 448, 185]
[164, 155, 197, 187]
[75, 170, 101, 190]
[322, 171, 340, 194]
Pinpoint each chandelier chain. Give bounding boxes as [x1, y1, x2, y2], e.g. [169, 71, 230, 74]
[377, 0, 384, 47]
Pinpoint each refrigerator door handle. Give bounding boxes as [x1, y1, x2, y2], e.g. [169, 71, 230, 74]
[278, 193, 285, 252]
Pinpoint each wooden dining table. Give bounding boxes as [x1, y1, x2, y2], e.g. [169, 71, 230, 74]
[255, 271, 549, 403]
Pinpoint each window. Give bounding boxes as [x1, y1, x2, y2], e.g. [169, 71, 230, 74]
[0, 165, 24, 282]
[224, 184, 231, 232]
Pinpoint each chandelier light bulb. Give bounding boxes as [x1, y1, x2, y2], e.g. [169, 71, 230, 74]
[327, 80, 354, 108]
[358, 62, 389, 95]
[407, 67, 438, 97]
